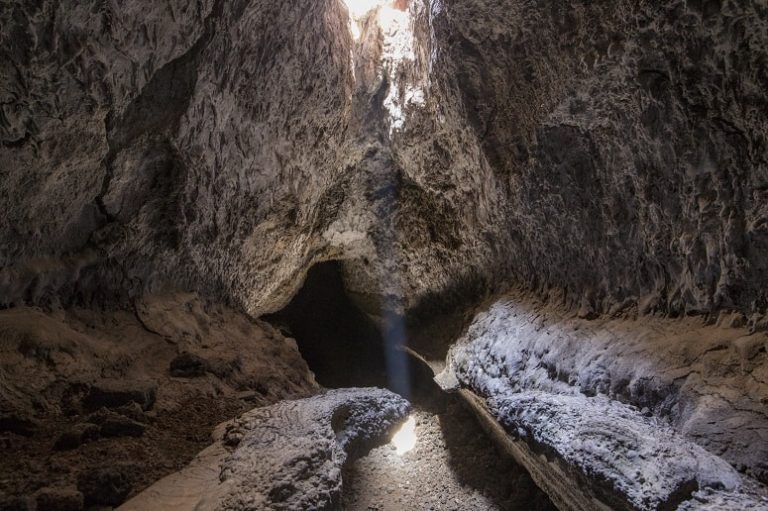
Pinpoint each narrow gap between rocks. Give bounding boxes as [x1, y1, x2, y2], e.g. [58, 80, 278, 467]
[266, 261, 556, 510]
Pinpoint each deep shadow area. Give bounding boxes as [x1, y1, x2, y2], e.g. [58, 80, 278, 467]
[434, 400, 557, 510]
[265, 262, 389, 389]
[266, 262, 553, 509]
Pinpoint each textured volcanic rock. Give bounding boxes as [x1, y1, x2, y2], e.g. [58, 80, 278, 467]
[677, 487, 768, 511]
[491, 392, 739, 511]
[438, 294, 768, 508]
[0, 292, 316, 504]
[426, 0, 768, 318]
[0, 0, 354, 313]
[120, 388, 409, 511]
[441, 294, 768, 482]
[2, 0, 767, 318]
[0, 292, 315, 417]
[3, 0, 768, 509]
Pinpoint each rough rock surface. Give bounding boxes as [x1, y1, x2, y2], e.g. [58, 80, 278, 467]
[0, 292, 316, 506]
[491, 392, 739, 511]
[120, 388, 409, 511]
[442, 294, 768, 482]
[439, 294, 768, 508]
[3, 0, 767, 319]
[677, 487, 768, 511]
[342, 405, 556, 511]
[425, 0, 768, 318]
[3, 0, 768, 509]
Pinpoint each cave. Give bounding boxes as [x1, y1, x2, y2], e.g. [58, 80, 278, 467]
[265, 262, 389, 391]
[1, 0, 768, 510]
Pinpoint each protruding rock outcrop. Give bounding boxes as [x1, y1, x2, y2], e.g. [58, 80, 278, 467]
[120, 388, 410, 511]
[438, 294, 768, 509]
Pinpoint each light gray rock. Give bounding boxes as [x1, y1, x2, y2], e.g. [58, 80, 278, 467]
[677, 487, 768, 511]
[119, 388, 410, 511]
[491, 391, 740, 511]
[442, 294, 768, 483]
[439, 294, 768, 509]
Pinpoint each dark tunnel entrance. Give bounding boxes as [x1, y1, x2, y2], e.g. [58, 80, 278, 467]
[264, 261, 440, 405]
[265, 261, 389, 389]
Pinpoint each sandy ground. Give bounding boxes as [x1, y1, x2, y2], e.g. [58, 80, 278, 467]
[342, 402, 555, 511]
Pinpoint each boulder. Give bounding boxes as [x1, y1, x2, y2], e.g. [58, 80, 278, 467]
[82, 381, 157, 412]
[54, 423, 100, 451]
[120, 388, 409, 511]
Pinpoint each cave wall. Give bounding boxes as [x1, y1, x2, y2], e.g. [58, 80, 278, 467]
[442, 292, 768, 483]
[429, 0, 768, 318]
[1, 0, 355, 313]
[4, 1, 766, 319]
[2, 1, 768, 507]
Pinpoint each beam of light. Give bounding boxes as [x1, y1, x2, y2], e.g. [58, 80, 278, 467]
[383, 307, 411, 398]
[391, 415, 416, 455]
[342, 0, 409, 40]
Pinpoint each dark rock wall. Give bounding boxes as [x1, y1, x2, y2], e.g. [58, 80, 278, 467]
[3, 1, 766, 319]
[1, 0, 355, 312]
[1, 0, 213, 303]
[427, 0, 768, 317]
[3, 0, 768, 507]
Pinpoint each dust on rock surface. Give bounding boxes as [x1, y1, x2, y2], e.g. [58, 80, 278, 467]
[342, 404, 556, 511]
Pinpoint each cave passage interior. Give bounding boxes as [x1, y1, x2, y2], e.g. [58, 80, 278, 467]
[1, 0, 768, 510]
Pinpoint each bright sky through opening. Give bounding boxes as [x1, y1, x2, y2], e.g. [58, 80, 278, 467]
[342, 0, 401, 39]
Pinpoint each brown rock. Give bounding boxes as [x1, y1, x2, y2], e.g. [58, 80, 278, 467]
[35, 488, 84, 511]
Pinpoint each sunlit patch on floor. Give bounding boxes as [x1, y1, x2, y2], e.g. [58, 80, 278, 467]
[343, 407, 556, 510]
[391, 414, 416, 455]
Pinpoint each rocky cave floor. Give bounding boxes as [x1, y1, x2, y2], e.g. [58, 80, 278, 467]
[0, 391, 557, 511]
[0, 280, 557, 510]
[342, 403, 556, 511]
[0, 395, 253, 509]
[0, 357, 557, 510]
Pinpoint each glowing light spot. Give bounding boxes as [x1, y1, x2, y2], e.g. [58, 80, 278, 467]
[342, 0, 407, 40]
[343, 0, 387, 19]
[377, 5, 408, 32]
[391, 415, 417, 455]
